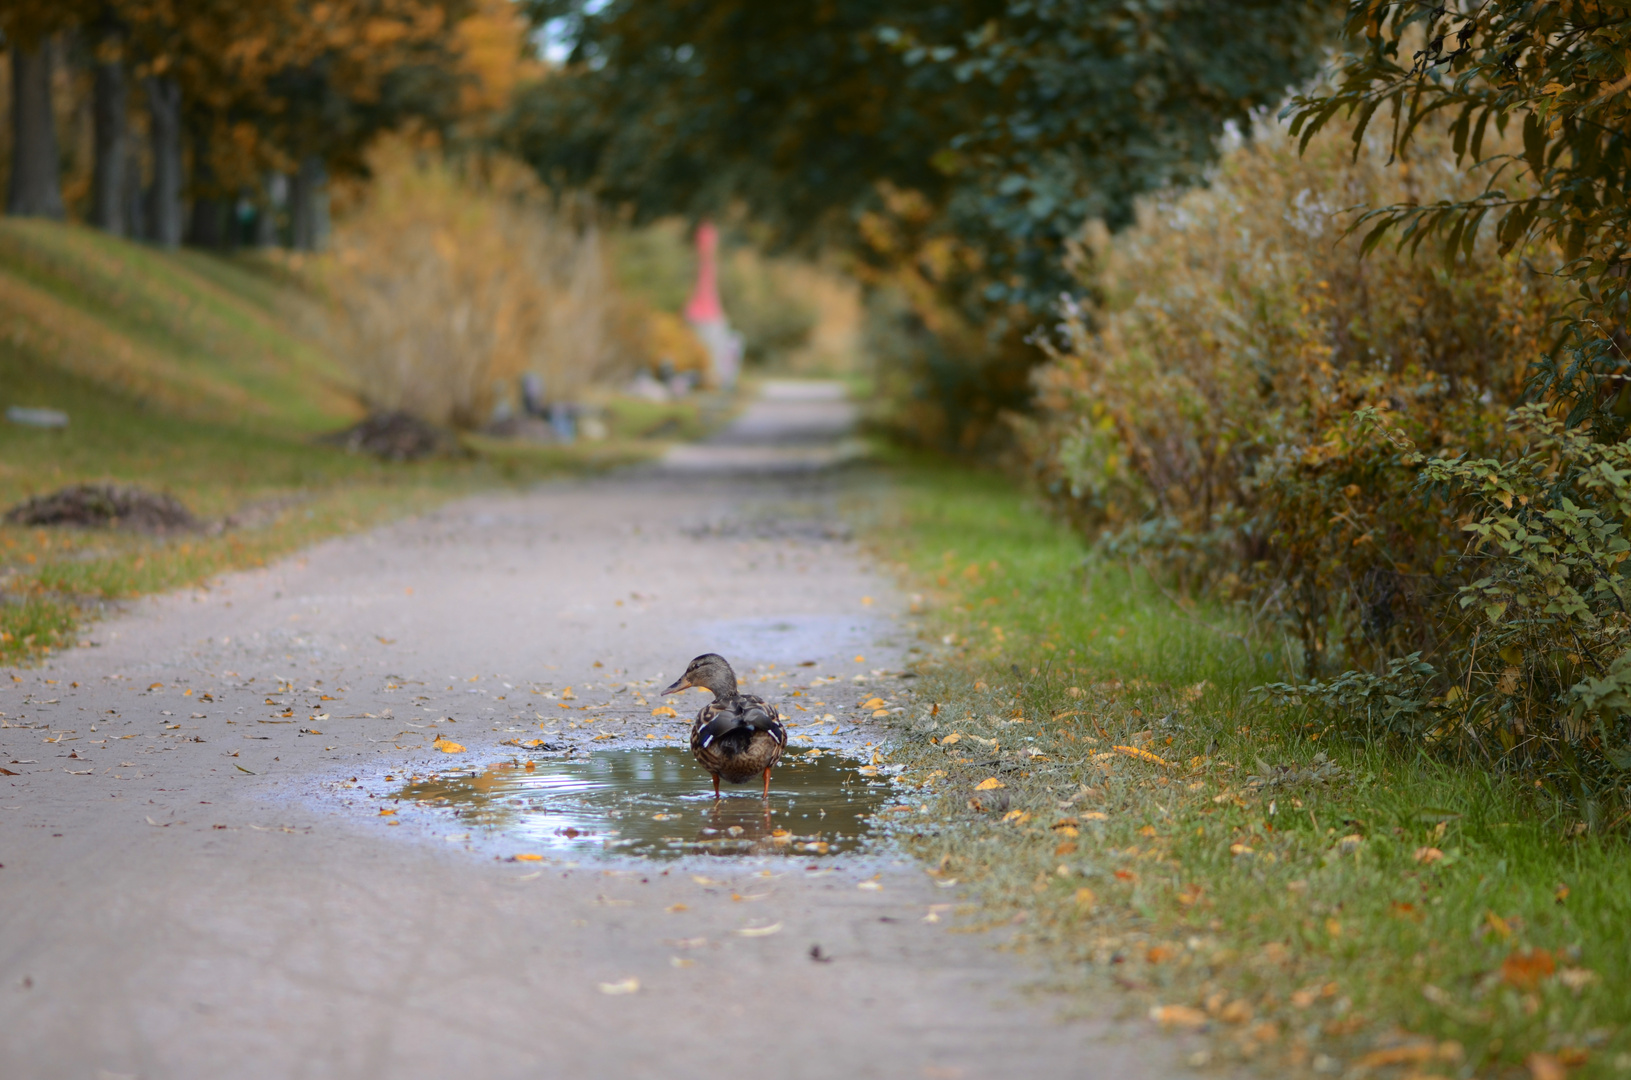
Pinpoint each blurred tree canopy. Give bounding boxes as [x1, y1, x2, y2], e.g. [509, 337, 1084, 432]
[2, 0, 502, 246]
[1288, 1, 1631, 436]
[510, 0, 1340, 309]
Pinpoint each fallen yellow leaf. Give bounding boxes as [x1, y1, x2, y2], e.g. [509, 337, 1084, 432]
[432, 737, 464, 753]
[1150, 1004, 1208, 1029]
[940, 733, 962, 745]
[666, 903, 689, 913]
[1526, 1053, 1566, 1080]
[1414, 846, 1445, 864]
[1073, 886, 1096, 908]
[974, 777, 1005, 791]
[1353, 1044, 1447, 1068]
[651, 706, 678, 717]
[378, 808, 396, 816]
[735, 922, 783, 937]
[513, 853, 544, 862]
[597, 978, 639, 995]
[860, 697, 886, 710]
[1502, 947, 1556, 990]
[1113, 745, 1173, 767]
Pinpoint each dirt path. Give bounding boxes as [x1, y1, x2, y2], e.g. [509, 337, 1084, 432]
[0, 382, 1194, 1079]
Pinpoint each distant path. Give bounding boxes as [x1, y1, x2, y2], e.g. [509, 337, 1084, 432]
[0, 382, 1194, 1079]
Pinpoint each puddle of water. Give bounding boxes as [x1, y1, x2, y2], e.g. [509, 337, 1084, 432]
[388, 748, 900, 858]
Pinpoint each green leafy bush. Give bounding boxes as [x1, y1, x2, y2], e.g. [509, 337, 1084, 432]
[1261, 405, 1631, 803]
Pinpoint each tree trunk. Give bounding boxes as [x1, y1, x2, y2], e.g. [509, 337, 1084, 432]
[252, 173, 286, 247]
[289, 156, 330, 251]
[186, 121, 225, 249]
[122, 135, 146, 240]
[144, 75, 182, 248]
[6, 41, 65, 219]
[91, 34, 129, 235]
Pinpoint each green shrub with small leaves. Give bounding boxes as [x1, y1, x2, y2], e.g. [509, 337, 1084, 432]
[1263, 404, 1631, 805]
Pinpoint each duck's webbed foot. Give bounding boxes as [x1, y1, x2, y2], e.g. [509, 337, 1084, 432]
[762, 767, 772, 799]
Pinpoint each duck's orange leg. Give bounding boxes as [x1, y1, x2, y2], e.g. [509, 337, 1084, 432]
[712, 774, 721, 799]
[762, 767, 772, 798]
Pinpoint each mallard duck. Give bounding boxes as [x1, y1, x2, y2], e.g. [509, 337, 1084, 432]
[662, 653, 786, 797]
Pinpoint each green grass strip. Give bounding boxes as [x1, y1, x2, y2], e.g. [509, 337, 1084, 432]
[867, 461, 1631, 1078]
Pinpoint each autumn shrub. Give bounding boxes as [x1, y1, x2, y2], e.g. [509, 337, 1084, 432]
[1026, 119, 1562, 667]
[324, 143, 641, 428]
[1019, 120, 1631, 792]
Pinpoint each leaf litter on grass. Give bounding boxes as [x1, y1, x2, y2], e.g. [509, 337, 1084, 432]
[859, 466, 1631, 1077]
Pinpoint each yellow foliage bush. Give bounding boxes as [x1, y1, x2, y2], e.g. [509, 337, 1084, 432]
[324, 142, 643, 427]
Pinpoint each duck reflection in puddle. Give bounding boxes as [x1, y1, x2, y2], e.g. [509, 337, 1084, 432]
[696, 796, 774, 841]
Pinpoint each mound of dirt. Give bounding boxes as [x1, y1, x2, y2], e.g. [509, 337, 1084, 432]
[321, 412, 456, 462]
[4, 484, 201, 534]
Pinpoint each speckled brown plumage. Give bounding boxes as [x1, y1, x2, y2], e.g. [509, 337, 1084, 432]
[662, 653, 787, 797]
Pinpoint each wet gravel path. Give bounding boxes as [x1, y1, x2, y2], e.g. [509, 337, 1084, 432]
[0, 382, 1193, 1079]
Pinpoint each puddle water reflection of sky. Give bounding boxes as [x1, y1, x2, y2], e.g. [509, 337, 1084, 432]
[389, 748, 902, 858]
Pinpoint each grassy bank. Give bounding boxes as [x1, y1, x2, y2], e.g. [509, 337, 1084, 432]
[871, 462, 1630, 1079]
[0, 220, 667, 666]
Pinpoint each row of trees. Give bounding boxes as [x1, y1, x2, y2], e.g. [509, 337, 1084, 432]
[2, 0, 488, 249]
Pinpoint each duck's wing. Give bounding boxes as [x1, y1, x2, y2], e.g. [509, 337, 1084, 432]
[693, 695, 786, 750]
[691, 700, 727, 743]
[736, 694, 787, 746]
[693, 699, 743, 750]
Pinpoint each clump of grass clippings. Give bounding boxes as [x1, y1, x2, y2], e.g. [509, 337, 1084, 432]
[867, 463, 1631, 1078]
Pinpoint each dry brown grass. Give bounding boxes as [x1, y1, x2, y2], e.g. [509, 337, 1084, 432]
[324, 142, 641, 428]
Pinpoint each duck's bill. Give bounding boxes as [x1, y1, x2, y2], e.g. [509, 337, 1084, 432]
[661, 676, 692, 695]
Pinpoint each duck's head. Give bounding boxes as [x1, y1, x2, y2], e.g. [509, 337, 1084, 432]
[662, 653, 737, 699]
